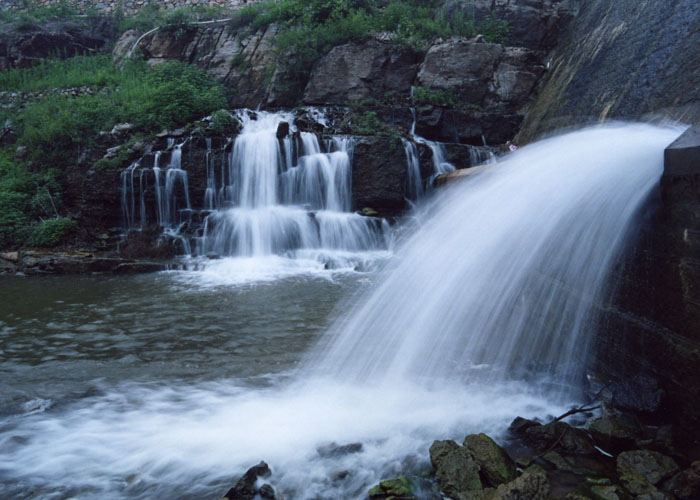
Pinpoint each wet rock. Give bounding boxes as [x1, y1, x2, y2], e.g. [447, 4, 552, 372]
[258, 483, 275, 500]
[276, 121, 290, 139]
[429, 440, 483, 498]
[541, 451, 574, 472]
[589, 484, 623, 500]
[509, 417, 542, 436]
[463, 433, 517, 486]
[661, 461, 700, 499]
[368, 476, 413, 499]
[224, 461, 272, 500]
[617, 450, 679, 495]
[316, 442, 363, 458]
[351, 136, 413, 217]
[589, 417, 639, 454]
[518, 420, 595, 455]
[491, 465, 549, 500]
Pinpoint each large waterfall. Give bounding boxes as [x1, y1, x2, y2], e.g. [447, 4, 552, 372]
[1, 123, 681, 500]
[307, 124, 679, 391]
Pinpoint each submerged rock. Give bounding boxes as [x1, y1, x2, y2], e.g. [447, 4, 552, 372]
[224, 461, 273, 500]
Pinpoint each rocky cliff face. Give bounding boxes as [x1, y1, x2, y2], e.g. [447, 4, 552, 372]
[518, 0, 700, 142]
[0, 16, 116, 70]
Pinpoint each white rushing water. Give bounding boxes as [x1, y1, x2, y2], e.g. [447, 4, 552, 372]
[2, 123, 681, 500]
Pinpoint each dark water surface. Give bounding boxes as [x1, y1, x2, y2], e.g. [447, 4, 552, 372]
[0, 271, 363, 416]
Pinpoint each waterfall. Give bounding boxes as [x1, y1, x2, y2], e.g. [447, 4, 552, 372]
[306, 124, 681, 394]
[199, 112, 389, 268]
[6, 123, 682, 500]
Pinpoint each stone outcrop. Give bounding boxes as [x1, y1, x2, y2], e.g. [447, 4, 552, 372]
[416, 40, 544, 113]
[303, 40, 421, 105]
[351, 136, 413, 216]
[0, 250, 167, 275]
[0, 17, 116, 70]
[224, 461, 274, 500]
[114, 23, 288, 109]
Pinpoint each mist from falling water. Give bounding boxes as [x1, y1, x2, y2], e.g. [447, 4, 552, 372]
[0, 124, 682, 500]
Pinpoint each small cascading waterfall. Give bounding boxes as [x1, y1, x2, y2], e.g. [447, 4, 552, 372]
[402, 139, 423, 201]
[118, 110, 388, 265]
[401, 109, 497, 202]
[306, 124, 682, 396]
[203, 138, 216, 210]
[198, 112, 389, 264]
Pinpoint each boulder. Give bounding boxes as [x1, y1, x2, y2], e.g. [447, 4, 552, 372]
[303, 40, 421, 105]
[664, 125, 700, 177]
[368, 476, 413, 499]
[616, 450, 679, 495]
[416, 39, 545, 113]
[0, 17, 117, 70]
[463, 433, 517, 486]
[224, 461, 272, 500]
[429, 440, 483, 499]
[491, 465, 549, 500]
[440, 0, 576, 51]
[588, 417, 639, 454]
[351, 136, 413, 217]
[662, 460, 700, 499]
[517, 420, 595, 455]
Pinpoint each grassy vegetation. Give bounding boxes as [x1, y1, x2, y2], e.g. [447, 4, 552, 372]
[0, 1, 84, 28]
[115, 3, 230, 33]
[412, 86, 457, 108]
[232, 0, 509, 78]
[0, 54, 227, 249]
[0, 150, 66, 249]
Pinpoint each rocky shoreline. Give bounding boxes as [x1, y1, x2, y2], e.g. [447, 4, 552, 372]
[220, 406, 700, 500]
[0, 249, 169, 276]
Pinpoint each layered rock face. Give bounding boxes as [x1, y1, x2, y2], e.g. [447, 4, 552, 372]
[114, 2, 564, 145]
[518, 0, 700, 142]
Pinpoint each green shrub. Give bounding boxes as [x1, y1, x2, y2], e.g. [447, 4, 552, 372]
[30, 217, 77, 247]
[352, 111, 384, 135]
[0, 150, 63, 249]
[412, 86, 457, 108]
[5, 57, 226, 167]
[210, 109, 238, 135]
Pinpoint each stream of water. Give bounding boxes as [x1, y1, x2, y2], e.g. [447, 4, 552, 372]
[0, 123, 682, 500]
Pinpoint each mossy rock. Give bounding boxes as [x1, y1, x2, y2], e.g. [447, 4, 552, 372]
[463, 433, 517, 486]
[368, 476, 413, 499]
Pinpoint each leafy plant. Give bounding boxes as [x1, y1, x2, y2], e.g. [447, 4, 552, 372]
[412, 86, 457, 108]
[30, 217, 77, 247]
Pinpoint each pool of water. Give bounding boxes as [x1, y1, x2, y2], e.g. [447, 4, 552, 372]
[0, 263, 569, 500]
